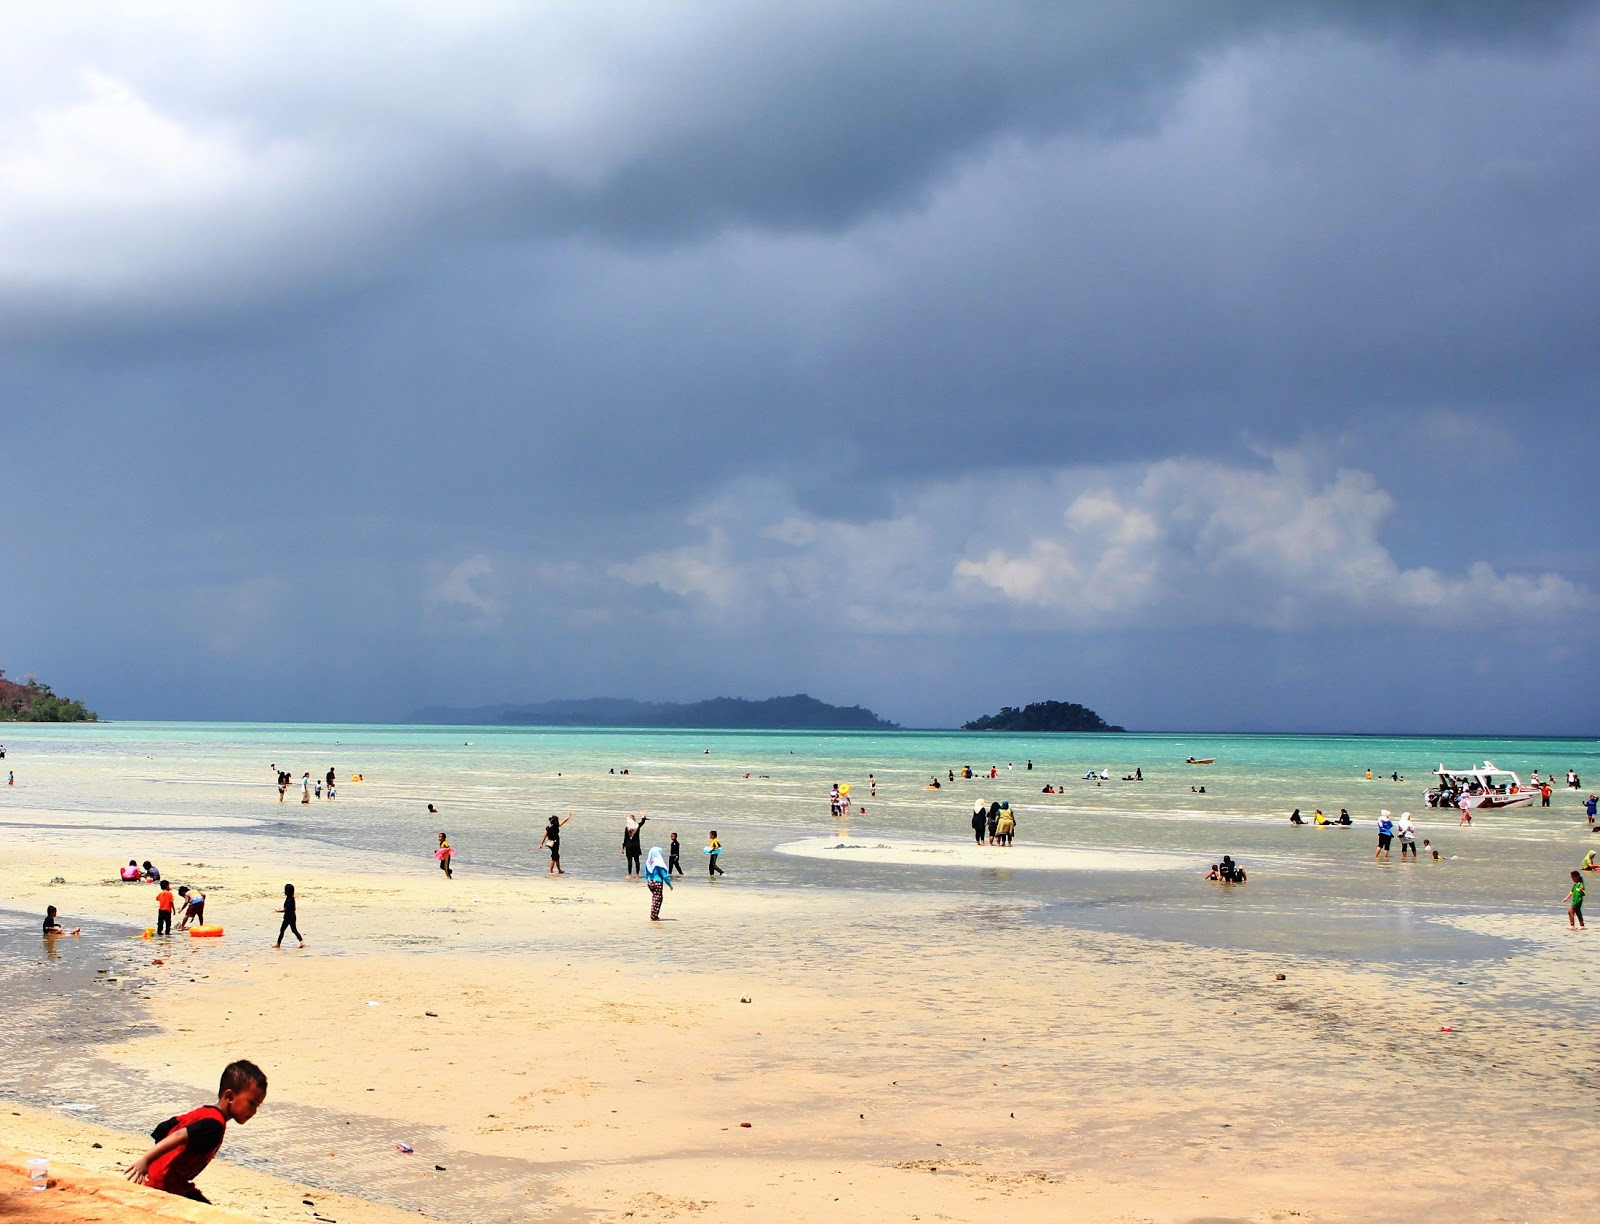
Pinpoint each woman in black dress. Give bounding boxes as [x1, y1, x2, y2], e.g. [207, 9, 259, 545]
[623, 814, 647, 878]
[540, 812, 572, 875]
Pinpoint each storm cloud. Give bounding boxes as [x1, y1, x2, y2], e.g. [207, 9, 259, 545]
[2, 1, 1595, 730]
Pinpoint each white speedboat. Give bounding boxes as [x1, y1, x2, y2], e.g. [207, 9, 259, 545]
[1426, 761, 1536, 811]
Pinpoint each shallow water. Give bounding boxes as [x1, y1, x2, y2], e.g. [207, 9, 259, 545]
[2, 722, 1595, 969]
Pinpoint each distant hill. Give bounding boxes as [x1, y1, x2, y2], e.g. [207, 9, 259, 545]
[408, 693, 899, 730]
[0, 671, 98, 722]
[963, 701, 1123, 733]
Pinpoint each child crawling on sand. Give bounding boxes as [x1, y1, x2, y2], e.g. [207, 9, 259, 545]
[126, 1060, 267, 1202]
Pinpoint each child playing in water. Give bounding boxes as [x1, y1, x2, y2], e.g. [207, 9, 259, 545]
[707, 830, 724, 877]
[436, 832, 453, 879]
[126, 1060, 267, 1202]
[668, 832, 682, 876]
[155, 881, 176, 936]
[274, 883, 304, 948]
[1569, 871, 1586, 929]
[42, 906, 80, 936]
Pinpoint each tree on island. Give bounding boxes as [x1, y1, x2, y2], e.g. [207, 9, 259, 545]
[0, 670, 98, 722]
[962, 701, 1123, 733]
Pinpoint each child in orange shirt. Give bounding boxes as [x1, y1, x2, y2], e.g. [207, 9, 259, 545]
[156, 881, 176, 936]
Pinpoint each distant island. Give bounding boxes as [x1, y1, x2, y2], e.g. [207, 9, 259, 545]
[0, 671, 98, 722]
[408, 693, 899, 730]
[963, 701, 1124, 733]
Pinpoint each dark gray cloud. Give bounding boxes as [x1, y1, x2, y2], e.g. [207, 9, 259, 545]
[1, 2, 1596, 729]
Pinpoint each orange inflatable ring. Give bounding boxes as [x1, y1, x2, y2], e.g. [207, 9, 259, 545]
[189, 925, 224, 938]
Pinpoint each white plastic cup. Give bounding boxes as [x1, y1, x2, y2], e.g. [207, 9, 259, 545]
[27, 1158, 47, 1191]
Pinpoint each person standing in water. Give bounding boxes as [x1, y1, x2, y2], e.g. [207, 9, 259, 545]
[668, 832, 683, 877]
[436, 832, 453, 879]
[623, 814, 647, 879]
[970, 799, 987, 845]
[539, 812, 572, 875]
[707, 830, 725, 877]
[643, 846, 673, 920]
[274, 884, 304, 948]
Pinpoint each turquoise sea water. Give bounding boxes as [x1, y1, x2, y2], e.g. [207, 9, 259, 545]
[3, 722, 1596, 969]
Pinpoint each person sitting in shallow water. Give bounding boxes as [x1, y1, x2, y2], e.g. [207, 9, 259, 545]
[1290, 809, 1304, 825]
[1205, 864, 1221, 881]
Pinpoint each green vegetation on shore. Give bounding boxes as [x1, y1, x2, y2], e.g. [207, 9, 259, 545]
[963, 700, 1123, 733]
[0, 671, 98, 722]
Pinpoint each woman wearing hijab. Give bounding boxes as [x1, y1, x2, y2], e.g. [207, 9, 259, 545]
[996, 802, 1015, 847]
[623, 813, 648, 879]
[643, 846, 673, 920]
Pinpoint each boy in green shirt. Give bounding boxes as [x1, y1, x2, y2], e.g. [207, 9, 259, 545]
[1569, 871, 1586, 929]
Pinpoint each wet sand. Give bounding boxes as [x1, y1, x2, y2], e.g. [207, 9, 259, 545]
[3, 816, 1598, 1223]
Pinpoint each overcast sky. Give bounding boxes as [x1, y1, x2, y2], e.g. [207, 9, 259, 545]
[2, 1, 1596, 732]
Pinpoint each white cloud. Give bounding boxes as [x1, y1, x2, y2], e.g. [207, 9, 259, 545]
[608, 533, 742, 607]
[606, 455, 1587, 633]
[0, 70, 324, 300]
[424, 554, 503, 627]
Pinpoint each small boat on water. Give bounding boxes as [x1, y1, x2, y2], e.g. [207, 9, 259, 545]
[1185, 757, 1214, 765]
[1426, 761, 1536, 811]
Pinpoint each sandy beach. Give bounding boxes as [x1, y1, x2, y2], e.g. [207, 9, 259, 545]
[3, 785, 1598, 1224]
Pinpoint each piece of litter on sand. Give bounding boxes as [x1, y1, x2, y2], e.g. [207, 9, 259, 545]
[367, 1001, 380, 1007]
[425, 1011, 438, 1017]
[396, 1142, 414, 1153]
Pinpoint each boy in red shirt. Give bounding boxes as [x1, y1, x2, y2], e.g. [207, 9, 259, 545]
[155, 881, 176, 936]
[126, 1060, 267, 1202]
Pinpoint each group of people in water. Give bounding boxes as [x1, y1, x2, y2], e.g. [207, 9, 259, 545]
[430, 804, 725, 922]
[273, 764, 344, 804]
[1206, 856, 1246, 883]
[1289, 807, 1354, 827]
[968, 799, 1017, 846]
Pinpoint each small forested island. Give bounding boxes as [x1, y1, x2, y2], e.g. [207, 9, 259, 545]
[963, 701, 1124, 733]
[409, 693, 898, 730]
[0, 671, 98, 722]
